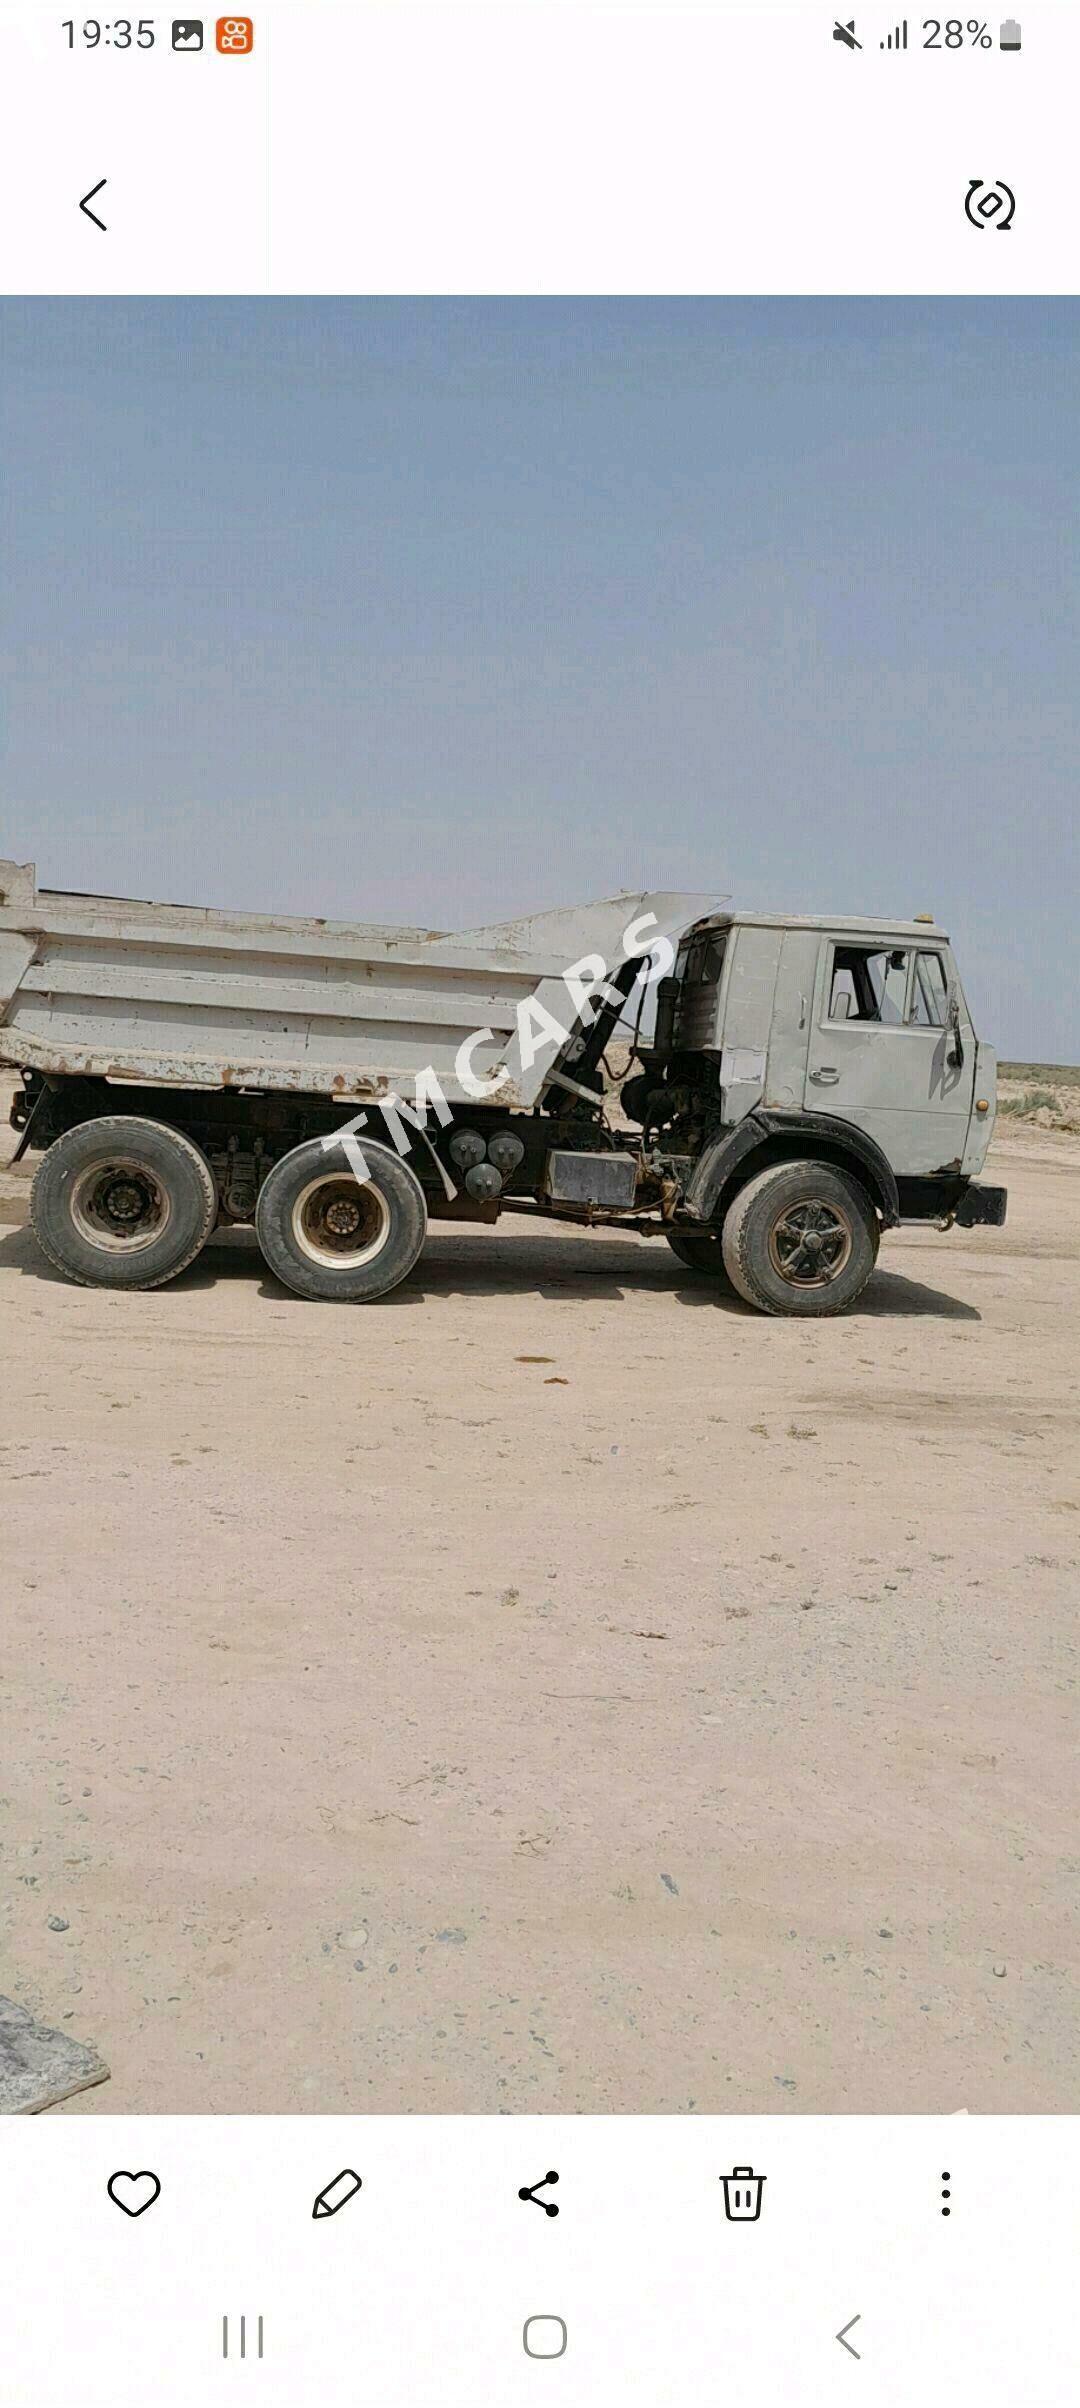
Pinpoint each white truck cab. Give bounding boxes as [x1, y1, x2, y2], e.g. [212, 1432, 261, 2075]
[669, 910, 998, 1188]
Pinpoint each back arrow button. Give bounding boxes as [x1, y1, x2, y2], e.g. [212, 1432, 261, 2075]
[836, 2315, 862, 2359]
[79, 178, 107, 231]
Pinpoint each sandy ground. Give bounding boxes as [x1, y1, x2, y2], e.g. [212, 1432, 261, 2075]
[1, 1082, 1077, 2116]
[998, 1071, 1080, 1135]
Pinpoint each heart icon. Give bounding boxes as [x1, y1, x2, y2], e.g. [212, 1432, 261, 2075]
[107, 2170, 161, 2217]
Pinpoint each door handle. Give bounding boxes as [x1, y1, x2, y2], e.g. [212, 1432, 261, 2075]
[809, 1067, 839, 1085]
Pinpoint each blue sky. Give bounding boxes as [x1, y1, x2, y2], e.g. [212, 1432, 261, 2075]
[1, 298, 1076, 1057]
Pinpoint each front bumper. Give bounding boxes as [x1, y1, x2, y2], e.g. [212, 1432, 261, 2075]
[955, 1182, 1008, 1228]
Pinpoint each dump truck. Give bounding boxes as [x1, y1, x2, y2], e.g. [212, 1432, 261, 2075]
[0, 860, 1006, 1316]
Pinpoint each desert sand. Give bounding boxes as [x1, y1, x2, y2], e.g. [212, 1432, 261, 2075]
[1, 1077, 1076, 2114]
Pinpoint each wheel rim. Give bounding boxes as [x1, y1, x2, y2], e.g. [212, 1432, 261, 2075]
[68, 1157, 172, 1254]
[290, 1175, 392, 1270]
[767, 1197, 853, 1288]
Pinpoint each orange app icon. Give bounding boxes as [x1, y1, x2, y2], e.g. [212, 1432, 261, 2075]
[216, 15, 253, 49]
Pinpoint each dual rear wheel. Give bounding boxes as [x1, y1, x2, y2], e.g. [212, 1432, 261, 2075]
[30, 1117, 218, 1292]
[254, 1138, 427, 1302]
[30, 1120, 427, 1303]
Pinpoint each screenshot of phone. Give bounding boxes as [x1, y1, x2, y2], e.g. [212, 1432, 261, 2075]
[0, 3, 1076, 2401]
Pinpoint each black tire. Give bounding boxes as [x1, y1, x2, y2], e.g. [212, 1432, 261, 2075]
[720, 1158, 879, 1318]
[665, 1227, 735, 1289]
[255, 1136, 427, 1303]
[29, 1116, 217, 1291]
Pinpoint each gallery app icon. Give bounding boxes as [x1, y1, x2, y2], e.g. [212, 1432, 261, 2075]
[216, 14, 253, 49]
[172, 19, 204, 47]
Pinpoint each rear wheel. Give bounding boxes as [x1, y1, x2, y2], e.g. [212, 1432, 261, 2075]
[665, 1226, 734, 1288]
[720, 1159, 879, 1317]
[30, 1116, 217, 1290]
[255, 1136, 427, 1303]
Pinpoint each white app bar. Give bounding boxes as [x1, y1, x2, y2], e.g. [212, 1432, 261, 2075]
[3, 2114, 1078, 2405]
[0, 3, 1073, 293]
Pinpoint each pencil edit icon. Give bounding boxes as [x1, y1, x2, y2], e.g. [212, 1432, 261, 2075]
[312, 2168, 362, 2220]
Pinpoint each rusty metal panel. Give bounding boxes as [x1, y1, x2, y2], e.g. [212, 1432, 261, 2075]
[542, 1150, 638, 1207]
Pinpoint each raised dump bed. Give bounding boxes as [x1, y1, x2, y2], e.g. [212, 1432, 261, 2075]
[0, 860, 698, 1108]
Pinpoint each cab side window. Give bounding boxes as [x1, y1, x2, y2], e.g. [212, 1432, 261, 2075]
[908, 951, 949, 1028]
[827, 946, 909, 1026]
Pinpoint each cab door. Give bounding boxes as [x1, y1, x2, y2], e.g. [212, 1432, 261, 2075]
[803, 938, 975, 1175]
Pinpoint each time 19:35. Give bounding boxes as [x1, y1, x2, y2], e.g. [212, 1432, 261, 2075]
[62, 19, 156, 44]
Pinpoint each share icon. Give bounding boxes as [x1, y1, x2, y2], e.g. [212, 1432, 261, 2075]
[518, 2171, 560, 2216]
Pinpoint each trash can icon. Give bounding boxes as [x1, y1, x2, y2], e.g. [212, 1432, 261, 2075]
[722, 2166, 766, 2222]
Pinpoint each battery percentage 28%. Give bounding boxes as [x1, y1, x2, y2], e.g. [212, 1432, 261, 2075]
[922, 18, 994, 43]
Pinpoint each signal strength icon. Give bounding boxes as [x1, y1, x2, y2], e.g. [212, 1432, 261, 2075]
[881, 17, 908, 43]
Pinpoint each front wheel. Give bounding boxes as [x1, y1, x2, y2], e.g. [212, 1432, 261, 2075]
[255, 1136, 427, 1303]
[720, 1159, 879, 1317]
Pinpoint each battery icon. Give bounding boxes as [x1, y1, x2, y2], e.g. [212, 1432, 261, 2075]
[1000, 17, 1021, 46]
